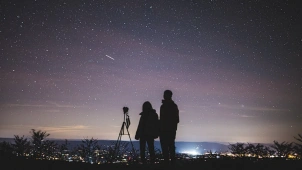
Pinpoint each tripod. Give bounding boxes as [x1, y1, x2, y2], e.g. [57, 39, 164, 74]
[113, 107, 137, 161]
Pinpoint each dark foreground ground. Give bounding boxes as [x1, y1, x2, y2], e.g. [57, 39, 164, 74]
[1, 156, 301, 170]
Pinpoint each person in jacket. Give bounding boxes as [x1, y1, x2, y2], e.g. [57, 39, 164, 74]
[135, 101, 159, 164]
[159, 90, 179, 165]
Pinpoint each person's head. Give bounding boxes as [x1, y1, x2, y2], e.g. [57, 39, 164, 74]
[142, 101, 153, 112]
[163, 90, 173, 100]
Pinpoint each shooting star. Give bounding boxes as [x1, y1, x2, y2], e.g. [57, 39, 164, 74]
[105, 55, 115, 60]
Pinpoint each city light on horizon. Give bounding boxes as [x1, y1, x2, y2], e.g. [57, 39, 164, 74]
[180, 150, 201, 156]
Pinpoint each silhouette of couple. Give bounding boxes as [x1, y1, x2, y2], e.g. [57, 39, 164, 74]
[135, 90, 179, 165]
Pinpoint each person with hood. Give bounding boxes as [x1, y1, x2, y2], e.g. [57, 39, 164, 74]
[159, 90, 179, 165]
[135, 101, 159, 164]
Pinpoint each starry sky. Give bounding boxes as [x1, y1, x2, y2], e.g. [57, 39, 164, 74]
[0, 0, 301, 144]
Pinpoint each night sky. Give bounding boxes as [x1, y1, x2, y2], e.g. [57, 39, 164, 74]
[1, 0, 301, 144]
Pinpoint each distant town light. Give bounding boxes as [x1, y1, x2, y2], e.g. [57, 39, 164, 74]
[181, 150, 200, 155]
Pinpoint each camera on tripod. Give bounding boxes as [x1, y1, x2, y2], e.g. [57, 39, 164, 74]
[113, 106, 137, 160]
[123, 107, 129, 114]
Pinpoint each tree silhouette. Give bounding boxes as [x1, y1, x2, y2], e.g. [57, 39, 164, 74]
[12, 135, 30, 157]
[264, 146, 274, 158]
[228, 143, 246, 157]
[77, 137, 100, 163]
[112, 141, 134, 162]
[245, 143, 255, 157]
[58, 139, 71, 161]
[103, 141, 116, 163]
[245, 143, 269, 158]
[205, 150, 216, 158]
[293, 133, 302, 159]
[271, 141, 293, 158]
[43, 140, 58, 159]
[30, 129, 50, 159]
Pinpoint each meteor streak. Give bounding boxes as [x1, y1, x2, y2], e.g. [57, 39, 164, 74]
[105, 55, 115, 60]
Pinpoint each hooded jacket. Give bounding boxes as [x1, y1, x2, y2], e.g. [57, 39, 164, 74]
[135, 109, 159, 139]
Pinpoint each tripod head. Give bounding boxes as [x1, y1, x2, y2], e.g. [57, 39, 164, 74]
[123, 107, 129, 114]
[122, 107, 130, 129]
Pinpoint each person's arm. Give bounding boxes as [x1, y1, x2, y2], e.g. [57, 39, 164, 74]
[175, 104, 179, 123]
[159, 106, 163, 120]
[159, 105, 163, 126]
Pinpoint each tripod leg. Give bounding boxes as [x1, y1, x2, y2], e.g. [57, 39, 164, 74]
[114, 123, 125, 159]
[126, 127, 137, 160]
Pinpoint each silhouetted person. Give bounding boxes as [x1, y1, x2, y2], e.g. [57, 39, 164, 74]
[159, 90, 179, 165]
[135, 101, 159, 164]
